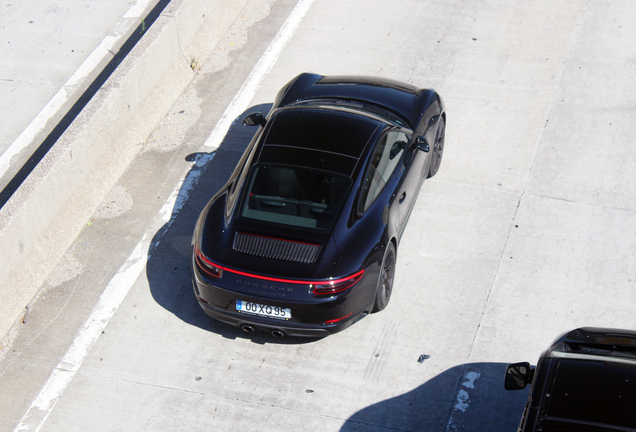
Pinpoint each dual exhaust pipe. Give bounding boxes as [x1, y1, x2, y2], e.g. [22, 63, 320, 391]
[241, 324, 285, 338]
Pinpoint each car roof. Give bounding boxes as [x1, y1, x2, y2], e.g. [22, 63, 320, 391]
[543, 356, 636, 429]
[539, 328, 636, 431]
[256, 107, 384, 176]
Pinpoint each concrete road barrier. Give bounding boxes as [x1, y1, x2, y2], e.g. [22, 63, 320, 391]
[0, 0, 248, 340]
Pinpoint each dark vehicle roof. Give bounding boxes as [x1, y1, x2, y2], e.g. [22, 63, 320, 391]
[257, 107, 384, 176]
[539, 328, 636, 431]
[545, 357, 636, 429]
[275, 73, 438, 130]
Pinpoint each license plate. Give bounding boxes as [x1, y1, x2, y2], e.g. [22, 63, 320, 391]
[236, 300, 291, 320]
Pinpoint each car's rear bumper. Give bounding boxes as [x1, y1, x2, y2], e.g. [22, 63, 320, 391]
[192, 269, 373, 337]
[194, 293, 367, 337]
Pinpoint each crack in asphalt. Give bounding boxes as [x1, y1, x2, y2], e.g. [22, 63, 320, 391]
[443, 2, 591, 431]
[76, 371, 408, 430]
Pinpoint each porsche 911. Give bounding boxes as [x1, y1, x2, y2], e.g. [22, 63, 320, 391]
[191, 73, 445, 337]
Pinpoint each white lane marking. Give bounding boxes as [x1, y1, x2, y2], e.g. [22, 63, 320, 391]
[124, 0, 154, 18]
[461, 371, 480, 389]
[0, 36, 120, 179]
[66, 36, 119, 88]
[453, 371, 480, 412]
[13, 0, 314, 428]
[0, 0, 156, 180]
[14, 233, 151, 432]
[0, 88, 67, 178]
[445, 370, 482, 432]
[454, 389, 471, 413]
[204, 0, 316, 148]
[14, 150, 215, 432]
[445, 371, 481, 431]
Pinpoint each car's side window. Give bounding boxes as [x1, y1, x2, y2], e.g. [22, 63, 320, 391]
[359, 130, 409, 212]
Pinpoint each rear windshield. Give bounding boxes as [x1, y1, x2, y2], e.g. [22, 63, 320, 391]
[240, 164, 352, 231]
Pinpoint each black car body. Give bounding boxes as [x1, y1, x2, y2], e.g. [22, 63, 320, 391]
[505, 327, 636, 431]
[191, 73, 445, 337]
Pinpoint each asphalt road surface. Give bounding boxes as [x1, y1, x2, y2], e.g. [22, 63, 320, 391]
[2, 0, 636, 431]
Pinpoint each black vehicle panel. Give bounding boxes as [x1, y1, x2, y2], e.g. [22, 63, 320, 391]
[263, 108, 381, 158]
[257, 146, 358, 176]
[546, 359, 636, 428]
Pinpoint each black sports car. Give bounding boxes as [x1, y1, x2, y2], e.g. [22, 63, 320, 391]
[191, 73, 445, 337]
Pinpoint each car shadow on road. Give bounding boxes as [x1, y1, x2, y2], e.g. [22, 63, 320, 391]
[146, 104, 322, 345]
[340, 362, 529, 432]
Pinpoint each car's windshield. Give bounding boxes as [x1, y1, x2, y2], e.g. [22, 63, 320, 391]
[240, 164, 352, 232]
[291, 99, 409, 128]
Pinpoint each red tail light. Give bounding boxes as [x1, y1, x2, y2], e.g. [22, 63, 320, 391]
[325, 312, 354, 324]
[310, 270, 365, 295]
[195, 247, 364, 295]
[195, 247, 223, 278]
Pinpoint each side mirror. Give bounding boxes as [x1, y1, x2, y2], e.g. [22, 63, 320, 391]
[243, 112, 266, 127]
[415, 136, 430, 153]
[505, 362, 534, 390]
[389, 140, 406, 160]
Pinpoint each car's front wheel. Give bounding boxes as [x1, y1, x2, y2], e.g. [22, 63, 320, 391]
[373, 242, 396, 312]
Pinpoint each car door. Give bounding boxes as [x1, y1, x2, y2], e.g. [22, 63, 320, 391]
[390, 132, 425, 237]
[358, 129, 407, 209]
[357, 129, 417, 239]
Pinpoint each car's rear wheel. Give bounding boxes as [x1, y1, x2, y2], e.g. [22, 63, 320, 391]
[427, 117, 445, 178]
[373, 242, 396, 312]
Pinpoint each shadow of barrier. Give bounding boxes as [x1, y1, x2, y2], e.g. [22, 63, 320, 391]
[145, 104, 319, 345]
[340, 362, 529, 432]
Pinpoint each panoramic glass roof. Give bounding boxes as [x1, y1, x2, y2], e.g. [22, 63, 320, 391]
[264, 108, 381, 157]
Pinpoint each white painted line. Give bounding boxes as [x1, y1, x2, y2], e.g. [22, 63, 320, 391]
[445, 371, 481, 431]
[0, 0, 157, 180]
[0, 87, 64, 180]
[13, 0, 314, 428]
[124, 0, 155, 19]
[66, 36, 119, 88]
[0, 40, 120, 181]
[14, 233, 151, 432]
[204, 0, 316, 148]
[13, 150, 215, 432]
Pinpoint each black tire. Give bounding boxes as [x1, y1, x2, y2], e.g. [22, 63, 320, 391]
[373, 242, 396, 312]
[427, 117, 445, 178]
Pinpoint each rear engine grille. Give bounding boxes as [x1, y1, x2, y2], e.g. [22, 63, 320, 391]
[233, 232, 321, 263]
